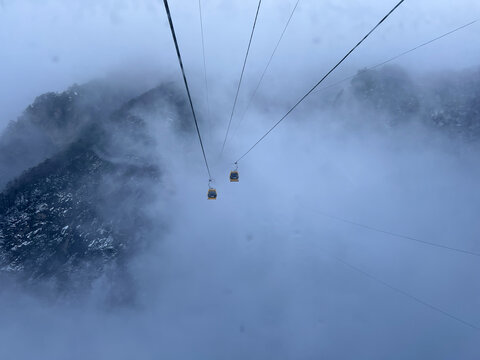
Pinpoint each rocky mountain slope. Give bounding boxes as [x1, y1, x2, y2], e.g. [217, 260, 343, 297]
[1, 66, 478, 292]
[0, 81, 188, 290]
[339, 65, 480, 140]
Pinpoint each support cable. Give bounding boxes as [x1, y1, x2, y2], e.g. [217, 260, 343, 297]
[198, 0, 212, 136]
[228, 0, 301, 145]
[313, 19, 479, 96]
[163, 0, 212, 179]
[221, 0, 263, 155]
[235, 0, 406, 163]
[314, 209, 480, 258]
[335, 256, 480, 331]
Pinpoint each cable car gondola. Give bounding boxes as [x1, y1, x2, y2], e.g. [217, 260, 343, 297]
[207, 180, 217, 200]
[207, 188, 217, 200]
[229, 171, 239, 182]
[230, 163, 239, 183]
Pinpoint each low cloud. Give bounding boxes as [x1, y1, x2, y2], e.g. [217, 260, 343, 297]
[1, 1, 479, 359]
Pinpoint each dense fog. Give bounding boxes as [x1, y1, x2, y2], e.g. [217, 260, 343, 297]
[1, 0, 479, 359]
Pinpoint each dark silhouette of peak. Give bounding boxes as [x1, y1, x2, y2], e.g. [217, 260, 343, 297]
[0, 81, 187, 191]
[0, 80, 137, 190]
[348, 65, 480, 139]
[114, 82, 191, 132]
[0, 80, 188, 292]
[351, 65, 420, 118]
[24, 80, 138, 143]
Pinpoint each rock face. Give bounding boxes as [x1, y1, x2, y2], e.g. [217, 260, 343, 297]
[349, 65, 480, 139]
[0, 81, 188, 287]
[0, 81, 138, 190]
[351, 65, 421, 119]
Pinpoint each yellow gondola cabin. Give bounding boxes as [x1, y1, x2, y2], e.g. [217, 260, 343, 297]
[229, 171, 239, 182]
[207, 188, 217, 200]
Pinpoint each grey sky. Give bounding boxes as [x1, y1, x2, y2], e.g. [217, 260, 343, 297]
[1, 0, 479, 128]
[0, 1, 479, 359]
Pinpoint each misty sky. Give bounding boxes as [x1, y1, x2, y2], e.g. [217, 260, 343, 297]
[1, 1, 480, 359]
[1, 0, 479, 129]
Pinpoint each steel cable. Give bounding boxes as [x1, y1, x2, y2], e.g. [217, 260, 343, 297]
[235, 0, 406, 163]
[163, 0, 212, 179]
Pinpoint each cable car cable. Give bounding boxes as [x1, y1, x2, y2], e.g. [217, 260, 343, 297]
[163, 0, 212, 179]
[313, 19, 479, 96]
[220, 0, 263, 155]
[228, 0, 301, 145]
[234, 0, 406, 163]
[334, 255, 480, 330]
[314, 209, 480, 258]
[198, 0, 211, 133]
